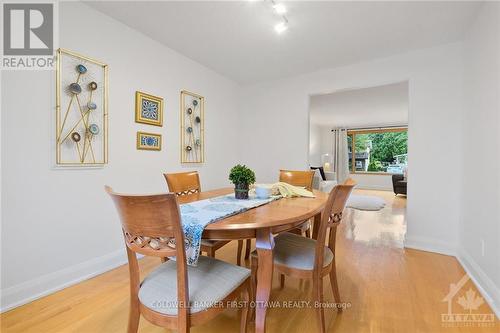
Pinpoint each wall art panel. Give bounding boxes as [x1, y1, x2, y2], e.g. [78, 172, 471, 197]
[180, 90, 204, 163]
[56, 48, 108, 166]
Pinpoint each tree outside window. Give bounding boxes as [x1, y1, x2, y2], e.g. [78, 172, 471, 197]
[348, 129, 407, 174]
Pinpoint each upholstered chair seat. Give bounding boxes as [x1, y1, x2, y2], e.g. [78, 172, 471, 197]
[106, 186, 251, 332]
[250, 181, 356, 333]
[140, 256, 250, 315]
[251, 232, 333, 271]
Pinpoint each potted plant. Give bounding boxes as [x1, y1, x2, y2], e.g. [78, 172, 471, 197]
[229, 164, 256, 199]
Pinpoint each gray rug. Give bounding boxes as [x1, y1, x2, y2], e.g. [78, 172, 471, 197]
[346, 194, 386, 211]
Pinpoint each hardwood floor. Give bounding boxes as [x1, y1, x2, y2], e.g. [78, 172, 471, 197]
[1, 190, 498, 332]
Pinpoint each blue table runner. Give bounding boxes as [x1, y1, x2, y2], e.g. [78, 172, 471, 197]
[179, 193, 280, 265]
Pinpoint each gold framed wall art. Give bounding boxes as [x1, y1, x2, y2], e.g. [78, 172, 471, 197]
[137, 132, 162, 151]
[135, 91, 163, 126]
[56, 48, 108, 166]
[180, 90, 204, 163]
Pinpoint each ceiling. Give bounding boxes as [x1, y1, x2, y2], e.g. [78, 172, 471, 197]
[309, 81, 409, 128]
[86, 1, 481, 84]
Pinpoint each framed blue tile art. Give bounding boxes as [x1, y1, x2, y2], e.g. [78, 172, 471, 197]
[135, 91, 163, 126]
[137, 132, 161, 151]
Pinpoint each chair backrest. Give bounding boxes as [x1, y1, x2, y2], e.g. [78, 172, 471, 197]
[279, 170, 315, 191]
[105, 186, 189, 320]
[314, 182, 355, 271]
[164, 171, 201, 196]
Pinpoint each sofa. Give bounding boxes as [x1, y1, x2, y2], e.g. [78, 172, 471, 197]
[392, 174, 407, 195]
[312, 168, 338, 193]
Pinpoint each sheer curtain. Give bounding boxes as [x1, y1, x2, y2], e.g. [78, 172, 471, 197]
[332, 128, 349, 183]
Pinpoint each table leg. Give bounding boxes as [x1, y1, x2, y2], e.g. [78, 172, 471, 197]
[312, 212, 321, 240]
[255, 228, 274, 333]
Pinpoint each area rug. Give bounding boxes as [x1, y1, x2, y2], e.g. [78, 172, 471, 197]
[346, 194, 386, 211]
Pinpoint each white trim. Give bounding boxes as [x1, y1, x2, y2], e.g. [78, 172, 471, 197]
[355, 185, 392, 191]
[457, 249, 500, 319]
[0, 249, 128, 313]
[404, 235, 456, 256]
[405, 236, 499, 319]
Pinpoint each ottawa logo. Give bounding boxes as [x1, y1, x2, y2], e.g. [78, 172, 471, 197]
[441, 274, 496, 327]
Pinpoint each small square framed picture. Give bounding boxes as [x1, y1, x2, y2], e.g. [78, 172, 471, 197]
[137, 132, 162, 151]
[135, 91, 163, 126]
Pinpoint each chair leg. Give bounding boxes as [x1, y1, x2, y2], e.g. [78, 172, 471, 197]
[128, 298, 140, 333]
[305, 227, 311, 238]
[312, 277, 326, 333]
[237, 240, 243, 265]
[244, 239, 251, 260]
[249, 256, 258, 321]
[329, 260, 342, 312]
[208, 248, 215, 258]
[240, 283, 250, 333]
[279, 274, 285, 289]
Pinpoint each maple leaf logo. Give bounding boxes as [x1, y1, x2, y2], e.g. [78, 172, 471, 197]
[457, 288, 484, 313]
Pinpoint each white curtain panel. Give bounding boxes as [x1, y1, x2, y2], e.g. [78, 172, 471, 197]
[332, 128, 349, 183]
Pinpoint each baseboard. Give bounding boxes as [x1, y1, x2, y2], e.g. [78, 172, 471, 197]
[405, 236, 499, 319]
[457, 249, 500, 319]
[404, 235, 456, 256]
[0, 249, 128, 313]
[355, 185, 392, 191]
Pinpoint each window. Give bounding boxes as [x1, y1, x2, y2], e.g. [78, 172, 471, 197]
[348, 128, 408, 174]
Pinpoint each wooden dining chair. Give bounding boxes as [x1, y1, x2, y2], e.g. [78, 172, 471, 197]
[105, 186, 251, 333]
[164, 171, 247, 265]
[238, 169, 316, 265]
[279, 169, 315, 238]
[164, 171, 202, 196]
[250, 181, 356, 333]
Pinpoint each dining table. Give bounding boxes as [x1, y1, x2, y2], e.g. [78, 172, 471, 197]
[177, 187, 328, 333]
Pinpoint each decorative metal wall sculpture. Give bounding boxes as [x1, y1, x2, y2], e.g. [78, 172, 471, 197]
[56, 49, 108, 165]
[137, 132, 162, 151]
[135, 91, 163, 126]
[180, 90, 204, 163]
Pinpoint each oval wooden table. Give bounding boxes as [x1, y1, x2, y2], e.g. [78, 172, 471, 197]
[177, 188, 328, 333]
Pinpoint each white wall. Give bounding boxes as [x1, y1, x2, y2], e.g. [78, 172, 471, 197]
[349, 174, 393, 191]
[0, 2, 240, 311]
[459, 2, 500, 317]
[308, 124, 331, 167]
[239, 42, 464, 256]
[309, 81, 409, 128]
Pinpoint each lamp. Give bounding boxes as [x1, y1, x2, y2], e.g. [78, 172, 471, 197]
[321, 153, 333, 172]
